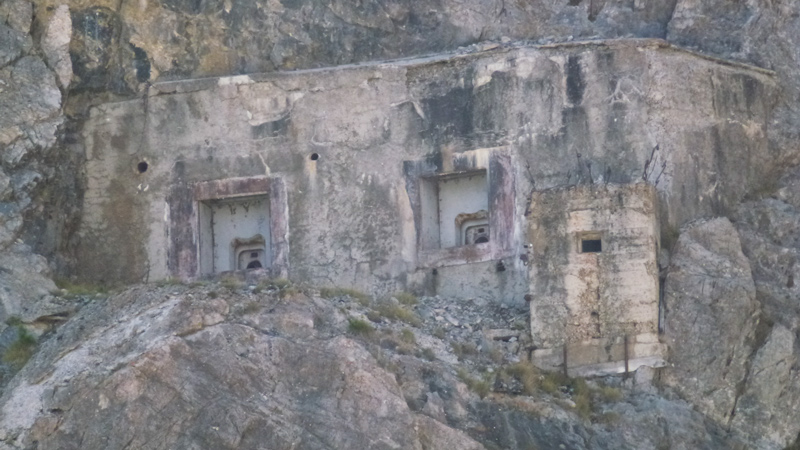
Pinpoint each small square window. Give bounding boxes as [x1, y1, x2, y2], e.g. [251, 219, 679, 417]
[581, 239, 602, 253]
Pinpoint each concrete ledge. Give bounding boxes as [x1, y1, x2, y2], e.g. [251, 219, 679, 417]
[531, 335, 667, 377]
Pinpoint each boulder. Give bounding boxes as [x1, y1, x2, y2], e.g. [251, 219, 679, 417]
[661, 217, 760, 425]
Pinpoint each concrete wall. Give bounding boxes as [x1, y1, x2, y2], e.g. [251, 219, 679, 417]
[527, 184, 665, 376]
[75, 39, 775, 304]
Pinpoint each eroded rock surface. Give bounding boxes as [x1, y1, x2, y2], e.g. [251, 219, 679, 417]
[726, 168, 800, 449]
[661, 218, 760, 425]
[731, 324, 800, 449]
[1, 0, 800, 449]
[0, 282, 743, 450]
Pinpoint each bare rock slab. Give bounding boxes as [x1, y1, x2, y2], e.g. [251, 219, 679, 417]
[661, 217, 760, 425]
[731, 324, 800, 450]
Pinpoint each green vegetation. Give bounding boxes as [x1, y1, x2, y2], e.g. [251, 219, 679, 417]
[347, 318, 374, 335]
[571, 377, 592, 419]
[597, 384, 623, 402]
[53, 278, 108, 299]
[526, 371, 623, 420]
[421, 347, 436, 361]
[3, 326, 36, 370]
[278, 285, 300, 299]
[451, 341, 479, 360]
[505, 362, 539, 395]
[220, 276, 243, 291]
[320, 287, 371, 306]
[489, 346, 506, 364]
[242, 301, 261, 315]
[254, 278, 300, 298]
[270, 278, 292, 290]
[400, 328, 416, 345]
[596, 411, 621, 425]
[457, 368, 492, 399]
[154, 277, 182, 287]
[540, 371, 568, 395]
[393, 292, 418, 306]
[373, 302, 421, 327]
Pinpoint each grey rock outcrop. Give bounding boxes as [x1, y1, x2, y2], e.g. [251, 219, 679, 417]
[0, 283, 745, 450]
[0, 243, 60, 327]
[726, 169, 800, 449]
[0, 0, 70, 335]
[668, 0, 800, 169]
[0, 56, 61, 163]
[0, 286, 486, 449]
[734, 171, 800, 332]
[40, 4, 72, 89]
[730, 324, 800, 449]
[661, 218, 760, 425]
[661, 211, 800, 449]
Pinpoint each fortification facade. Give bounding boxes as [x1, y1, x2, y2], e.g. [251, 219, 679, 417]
[76, 39, 774, 373]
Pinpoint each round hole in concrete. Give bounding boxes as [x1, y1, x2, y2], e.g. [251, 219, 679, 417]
[137, 161, 149, 173]
[310, 153, 319, 161]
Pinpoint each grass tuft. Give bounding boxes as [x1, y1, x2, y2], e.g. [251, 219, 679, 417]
[506, 362, 539, 395]
[278, 286, 300, 299]
[320, 287, 371, 306]
[400, 328, 416, 345]
[540, 371, 568, 395]
[270, 278, 292, 290]
[3, 327, 36, 370]
[347, 318, 374, 335]
[373, 302, 421, 327]
[155, 277, 182, 287]
[451, 341, 479, 361]
[242, 301, 261, 315]
[595, 411, 621, 425]
[571, 377, 592, 420]
[221, 276, 243, 291]
[457, 368, 492, 399]
[53, 278, 108, 298]
[598, 385, 623, 402]
[393, 292, 418, 306]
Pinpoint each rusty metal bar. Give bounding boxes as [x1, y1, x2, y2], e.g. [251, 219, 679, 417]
[624, 334, 630, 380]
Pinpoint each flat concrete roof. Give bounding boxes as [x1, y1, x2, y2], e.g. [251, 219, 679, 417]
[148, 38, 775, 97]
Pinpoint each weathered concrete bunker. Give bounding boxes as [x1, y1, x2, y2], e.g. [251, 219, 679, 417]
[527, 184, 665, 376]
[74, 38, 775, 373]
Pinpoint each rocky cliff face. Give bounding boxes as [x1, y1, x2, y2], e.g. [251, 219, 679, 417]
[0, 281, 745, 450]
[2, 0, 800, 449]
